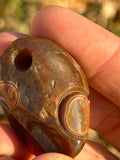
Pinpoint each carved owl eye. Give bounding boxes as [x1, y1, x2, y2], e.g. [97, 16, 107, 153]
[59, 92, 90, 137]
[0, 81, 19, 110]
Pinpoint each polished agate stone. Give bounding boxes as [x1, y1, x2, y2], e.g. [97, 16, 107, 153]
[0, 38, 90, 157]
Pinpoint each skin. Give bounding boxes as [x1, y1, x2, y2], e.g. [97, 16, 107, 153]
[0, 6, 120, 160]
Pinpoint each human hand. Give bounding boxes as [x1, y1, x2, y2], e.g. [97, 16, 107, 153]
[0, 6, 120, 160]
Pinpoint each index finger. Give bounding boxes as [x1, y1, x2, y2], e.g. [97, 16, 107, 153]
[31, 6, 120, 108]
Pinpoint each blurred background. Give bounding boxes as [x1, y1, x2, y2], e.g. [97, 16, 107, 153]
[0, 0, 120, 158]
[0, 0, 120, 35]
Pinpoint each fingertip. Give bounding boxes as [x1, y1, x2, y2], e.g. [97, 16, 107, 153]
[0, 32, 27, 54]
[31, 5, 78, 39]
[0, 123, 34, 160]
[75, 141, 119, 160]
[33, 153, 73, 160]
[31, 6, 62, 37]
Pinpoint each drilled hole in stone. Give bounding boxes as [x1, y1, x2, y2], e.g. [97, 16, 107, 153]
[14, 48, 32, 71]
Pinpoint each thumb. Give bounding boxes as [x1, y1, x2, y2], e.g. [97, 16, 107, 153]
[33, 153, 73, 160]
[31, 6, 120, 107]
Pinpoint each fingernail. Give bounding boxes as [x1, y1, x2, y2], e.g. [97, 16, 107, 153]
[0, 156, 15, 160]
